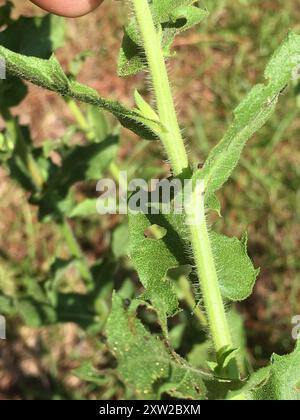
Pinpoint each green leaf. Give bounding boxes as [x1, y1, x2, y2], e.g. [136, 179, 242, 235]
[0, 46, 162, 140]
[53, 292, 103, 332]
[228, 340, 300, 400]
[70, 199, 98, 218]
[118, 0, 208, 77]
[207, 346, 239, 380]
[0, 130, 14, 161]
[0, 76, 28, 108]
[14, 293, 103, 332]
[203, 31, 300, 197]
[35, 135, 118, 221]
[128, 210, 187, 317]
[106, 293, 208, 400]
[16, 299, 56, 327]
[0, 13, 65, 109]
[0, 294, 15, 315]
[134, 89, 160, 122]
[210, 231, 259, 302]
[69, 51, 93, 78]
[73, 362, 109, 386]
[227, 307, 251, 377]
[50, 259, 115, 332]
[0, 258, 114, 332]
[58, 136, 118, 181]
[5, 121, 48, 193]
[87, 106, 110, 143]
[205, 192, 221, 216]
[112, 224, 129, 259]
[187, 341, 212, 369]
[0, 14, 65, 58]
[129, 201, 257, 315]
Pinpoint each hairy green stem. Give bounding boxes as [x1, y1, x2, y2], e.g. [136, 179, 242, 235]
[188, 182, 233, 351]
[132, 0, 188, 176]
[132, 0, 234, 358]
[178, 275, 208, 327]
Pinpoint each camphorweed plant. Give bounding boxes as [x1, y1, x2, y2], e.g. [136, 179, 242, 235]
[0, 0, 300, 400]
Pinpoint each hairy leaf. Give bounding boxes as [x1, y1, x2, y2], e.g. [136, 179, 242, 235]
[0, 46, 162, 139]
[228, 340, 300, 400]
[106, 293, 208, 399]
[128, 210, 187, 317]
[210, 232, 259, 302]
[204, 31, 300, 197]
[129, 201, 257, 315]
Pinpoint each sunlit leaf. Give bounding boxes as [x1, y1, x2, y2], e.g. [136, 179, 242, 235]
[204, 31, 300, 198]
[228, 340, 300, 400]
[0, 46, 162, 139]
[106, 293, 208, 399]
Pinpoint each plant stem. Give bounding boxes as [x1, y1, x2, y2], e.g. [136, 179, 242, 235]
[132, 0, 234, 357]
[189, 182, 233, 352]
[132, 0, 188, 176]
[178, 275, 208, 327]
[67, 98, 89, 131]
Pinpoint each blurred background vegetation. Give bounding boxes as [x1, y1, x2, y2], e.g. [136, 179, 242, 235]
[0, 0, 300, 399]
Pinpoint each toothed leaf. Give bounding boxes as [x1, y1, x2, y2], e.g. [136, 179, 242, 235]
[228, 340, 300, 400]
[204, 31, 300, 197]
[128, 209, 187, 316]
[106, 293, 208, 399]
[128, 189, 258, 317]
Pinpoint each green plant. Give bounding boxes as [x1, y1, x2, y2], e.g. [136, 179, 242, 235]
[0, 0, 299, 400]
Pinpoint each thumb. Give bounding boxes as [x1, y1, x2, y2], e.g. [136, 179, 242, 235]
[29, 0, 104, 18]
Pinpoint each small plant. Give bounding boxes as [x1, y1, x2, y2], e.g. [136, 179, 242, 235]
[0, 0, 299, 400]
